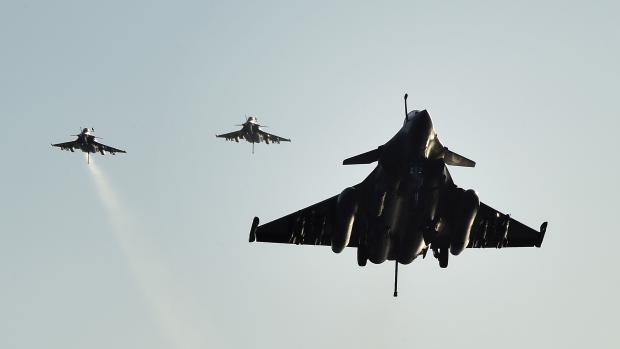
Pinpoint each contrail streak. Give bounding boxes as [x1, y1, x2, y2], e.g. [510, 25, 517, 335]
[85, 155, 208, 348]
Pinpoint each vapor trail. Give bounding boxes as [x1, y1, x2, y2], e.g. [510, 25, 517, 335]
[85, 155, 208, 348]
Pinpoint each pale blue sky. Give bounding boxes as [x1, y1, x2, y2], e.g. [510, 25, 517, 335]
[1, 1, 619, 348]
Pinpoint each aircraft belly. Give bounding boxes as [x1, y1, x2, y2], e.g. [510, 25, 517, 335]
[361, 163, 442, 264]
[367, 183, 425, 263]
[247, 134, 259, 143]
[391, 194, 425, 264]
[365, 192, 419, 264]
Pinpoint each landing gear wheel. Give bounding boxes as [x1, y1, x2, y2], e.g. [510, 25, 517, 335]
[439, 247, 449, 268]
[357, 245, 367, 267]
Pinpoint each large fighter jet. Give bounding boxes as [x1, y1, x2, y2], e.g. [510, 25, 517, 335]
[52, 127, 126, 163]
[216, 116, 290, 153]
[249, 94, 547, 296]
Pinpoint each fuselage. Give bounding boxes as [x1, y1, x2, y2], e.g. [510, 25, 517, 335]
[217, 116, 290, 147]
[352, 110, 462, 264]
[73, 128, 99, 153]
[239, 117, 262, 143]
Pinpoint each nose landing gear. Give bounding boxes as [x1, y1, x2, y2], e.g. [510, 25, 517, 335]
[431, 240, 449, 268]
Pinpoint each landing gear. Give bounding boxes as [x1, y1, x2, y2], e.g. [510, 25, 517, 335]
[357, 244, 367, 267]
[438, 246, 449, 268]
[423, 218, 440, 246]
[393, 260, 399, 297]
[431, 235, 449, 268]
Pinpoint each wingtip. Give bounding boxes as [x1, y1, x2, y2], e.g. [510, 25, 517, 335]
[249, 217, 259, 242]
[536, 221, 548, 248]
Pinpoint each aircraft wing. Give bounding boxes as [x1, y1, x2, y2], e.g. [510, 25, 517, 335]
[250, 194, 546, 250]
[468, 202, 547, 249]
[93, 140, 126, 154]
[258, 129, 290, 144]
[51, 141, 78, 151]
[216, 130, 245, 142]
[249, 195, 360, 248]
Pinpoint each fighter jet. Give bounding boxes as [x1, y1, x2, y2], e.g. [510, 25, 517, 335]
[216, 116, 290, 153]
[249, 94, 547, 296]
[52, 127, 126, 164]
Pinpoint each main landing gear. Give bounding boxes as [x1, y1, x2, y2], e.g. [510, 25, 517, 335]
[432, 245, 449, 268]
[357, 244, 367, 266]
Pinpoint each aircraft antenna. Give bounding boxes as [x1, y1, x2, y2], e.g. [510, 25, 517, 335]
[404, 93, 409, 121]
[393, 260, 399, 297]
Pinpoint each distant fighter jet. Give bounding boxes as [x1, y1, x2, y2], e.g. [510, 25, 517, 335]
[216, 116, 290, 153]
[249, 94, 547, 297]
[52, 128, 126, 164]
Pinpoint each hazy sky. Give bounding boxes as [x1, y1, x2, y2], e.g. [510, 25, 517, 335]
[1, 1, 619, 348]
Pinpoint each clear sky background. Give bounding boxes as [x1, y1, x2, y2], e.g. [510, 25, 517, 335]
[1, 1, 619, 348]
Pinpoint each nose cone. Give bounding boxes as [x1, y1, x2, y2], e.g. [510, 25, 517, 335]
[407, 110, 434, 157]
[410, 110, 432, 129]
